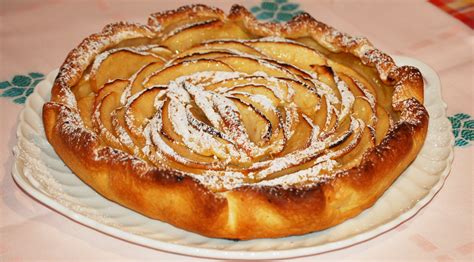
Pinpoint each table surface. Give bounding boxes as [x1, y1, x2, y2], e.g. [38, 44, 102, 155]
[1, 0, 473, 261]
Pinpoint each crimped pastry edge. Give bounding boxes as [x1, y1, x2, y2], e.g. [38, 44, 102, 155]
[43, 4, 428, 239]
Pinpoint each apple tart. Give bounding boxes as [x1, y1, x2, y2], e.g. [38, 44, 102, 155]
[43, 4, 428, 239]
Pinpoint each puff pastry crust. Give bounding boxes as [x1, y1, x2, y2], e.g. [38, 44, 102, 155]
[43, 4, 428, 239]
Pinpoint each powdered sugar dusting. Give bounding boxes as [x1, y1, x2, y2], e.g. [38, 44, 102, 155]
[52, 19, 400, 192]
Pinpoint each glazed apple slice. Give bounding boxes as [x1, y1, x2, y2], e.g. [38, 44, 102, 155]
[125, 86, 166, 144]
[143, 58, 233, 87]
[150, 101, 226, 169]
[328, 116, 353, 149]
[160, 98, 183, 143]
[94, 79, 128, 108]
[204, 76, 290, 102]
[77, 95, 95, 129]
[212, 94, 271, 158]
[312, 95, 328, 130]
[338, 73, 364, 97]
[227, 96, 272, 146]
[252, 116, 325, 180]
[144, 103, 218, 171]
[310, 64, 342, 106]
[284, 79, 321, 119]
[280, 104, 299, 141]
[129, 61, 166, 96]
[323, 105, 338, 135]
[229, 93, 287, 156]
[228, 84, 280, 105]
[352, 96, 375, 127]
[110, 106, 144, 156]
[215, 56, 294, 78]
[71, 81, 93, 100]
[184, 99, 252, 165]
[375, 104, 391, 145]
[246, 40, 327, 71]
[89, 48, 162, 92]
[159, 137, 226, 170]
[328, 117, 366, 159]
[171, 50, 237, 64]
[146, 45, 174, 59]
[92, 92, 124, 149]
[193, 40, 262, 56]
[276, 111, 312, 156]
[337, 126, 375, 169]
[264, 58, 315, 81]
[163, 90, 238, 160]
[162, 19, 249, 52]
[327, 60, 378, 102]
[185, 105, 226, 140]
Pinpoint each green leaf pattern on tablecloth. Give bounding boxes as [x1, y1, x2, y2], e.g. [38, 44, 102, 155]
[250, 0, 303, 22]
[0, 73, 44, 104]
[448, 113, 474, 147]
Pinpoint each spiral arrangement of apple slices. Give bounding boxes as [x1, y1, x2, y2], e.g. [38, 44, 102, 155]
[73, 36, 393, 192]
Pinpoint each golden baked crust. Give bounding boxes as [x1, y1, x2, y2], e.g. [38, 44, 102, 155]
[43, 4, 428, 239]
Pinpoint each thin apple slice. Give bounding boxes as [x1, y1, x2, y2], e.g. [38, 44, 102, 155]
[110, 106, 143, 156]
[212, 94, 270, 158]
[375, 104, 391, 145]
[157, 133, 225, 170]
[77, 95, 95, 129]
[184, 105, 252, 165]
[337, 126, 375, 169]
[338, 73, 364, 97]
[281, 104, 299, 141]
[161, 99, 183, 143]
[162, 136, 224, 166]
[89, 49, 162, 92]
[144, 59, 233, 87]
[94, 79, 128, 107]
[129, 61, 165, 95]
[162, 19, 249, 52]
[172, 50, 237, 64]
[286, 79, 321, 118]
[125, 87, 165, 144]
[228, 92, 287, 156]
[160, 85, 235, 160]
[327, 60, 378, 102]
[323, 106, 338, 135]
[246, 40, 326, 71]
[215, 56, 293, 78]
[92, 92, 124, 149]
[146, 45, 174, 59]
[227, 84, 280, 106]
[148, 103, 225, 170]
[328, 115, 353, 149]
[329, 117, 366, 160]
[71, 81, 93, 100]
[186, 106, 225, 140]
[312, 95, 328, 130]
[265, 58, 314, 80]
[192, 40, 262, 56]
[310, 64, 341, 106]
[352, 96, 375, 127]
[228, 96, 272, 146]
[252, 116, 325, 180]
[276, 111, 312, 156]
[204, 76, 290, 102]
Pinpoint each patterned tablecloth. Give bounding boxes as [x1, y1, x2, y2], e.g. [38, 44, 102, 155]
[1, 0, 472, 261]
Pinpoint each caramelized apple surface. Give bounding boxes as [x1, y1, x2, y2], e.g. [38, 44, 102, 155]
[71, 20, 396, 192]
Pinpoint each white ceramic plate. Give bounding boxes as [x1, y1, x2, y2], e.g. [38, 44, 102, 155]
[12, 56, 454, 260]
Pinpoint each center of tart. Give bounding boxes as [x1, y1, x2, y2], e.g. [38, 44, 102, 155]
[74, 37, 394, 191]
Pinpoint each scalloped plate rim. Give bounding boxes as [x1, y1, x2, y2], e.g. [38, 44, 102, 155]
[11, 55, 454, 260]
